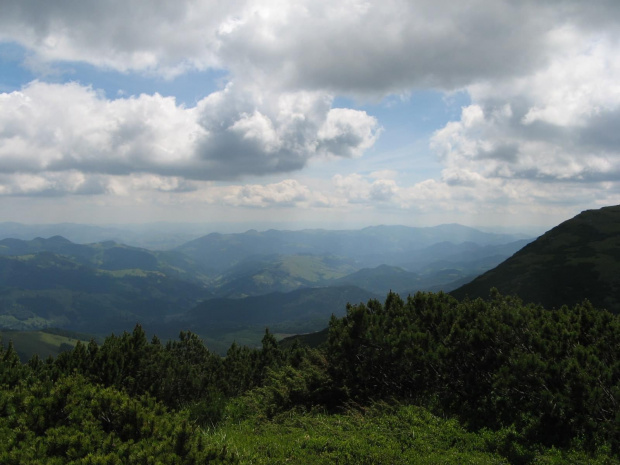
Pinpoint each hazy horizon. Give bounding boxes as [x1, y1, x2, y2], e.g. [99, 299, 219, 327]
[0, 218, 545, 239]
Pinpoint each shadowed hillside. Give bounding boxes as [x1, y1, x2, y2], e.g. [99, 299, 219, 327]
[452, 205, 620, 313]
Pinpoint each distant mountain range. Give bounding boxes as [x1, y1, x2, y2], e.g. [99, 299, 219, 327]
[3, 206, 618, 357]
[0, 223, 535, 353]
[0, 235, 212, 284]
[452, 205, 620, 313]
[0, 221, 228, 250]
[0, 221, 535, 252]
[175, 224, 530, 272]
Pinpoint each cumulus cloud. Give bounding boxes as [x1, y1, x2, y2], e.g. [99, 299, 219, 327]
[317, 109, 381, 157]
[0, 81, 202, 175]
[0, 81, 379, 189]
[0, 0, 237, 77]
[2, 0, 614, 94]
[2, 0, 620, 224]
[333, 173, 398, 203]
[431, 35, 620, 186]
[214, 179, 312, 207]
[419, 30, 620, 220]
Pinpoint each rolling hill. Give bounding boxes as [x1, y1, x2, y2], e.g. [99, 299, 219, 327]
[211, 254, 358, 297]
[0, 252, 212, 333]
[0, 224, 534, 354]
[170, 285, 377, 336]
[0, 235, 212, 284]
[452, 205, 620, 313]
[175, 224, 529, 272]
[0, 328, 95, 362]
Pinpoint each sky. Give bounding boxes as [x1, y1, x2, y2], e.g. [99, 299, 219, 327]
[1, 0, 620, 233]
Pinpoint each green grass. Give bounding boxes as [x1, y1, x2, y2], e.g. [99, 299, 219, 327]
[276, 255, 356, 282]
[204, 403, 617, 464]
[199, 328, 267, 354]
[97, 268, 157, 278]
[0, 330, 92, 362]
[209, 405, 507, 464]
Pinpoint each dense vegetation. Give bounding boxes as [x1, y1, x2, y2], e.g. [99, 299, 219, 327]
[1, 291, 618, 463]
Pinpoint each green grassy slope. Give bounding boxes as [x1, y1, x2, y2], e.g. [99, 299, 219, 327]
[216, 405, 508, 464]
[0, 329, 93, 362]
[213, 254, 358, 297]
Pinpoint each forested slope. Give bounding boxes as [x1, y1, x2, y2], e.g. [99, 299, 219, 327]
[1, 291, 617, 463]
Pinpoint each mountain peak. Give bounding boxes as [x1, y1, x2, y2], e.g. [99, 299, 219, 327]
[46, 235, 73, 244]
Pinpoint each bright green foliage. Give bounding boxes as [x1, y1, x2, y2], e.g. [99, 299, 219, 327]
[215, 404, 506, 464]
[214, 402, 616, 465]
[0, 375, 235, 464]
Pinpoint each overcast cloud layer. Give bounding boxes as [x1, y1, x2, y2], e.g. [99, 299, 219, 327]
[1, 0, 620, 228]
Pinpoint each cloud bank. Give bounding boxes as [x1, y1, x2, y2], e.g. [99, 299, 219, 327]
[0, 81, 378, 190]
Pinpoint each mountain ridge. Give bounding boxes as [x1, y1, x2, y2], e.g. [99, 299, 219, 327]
[175, 224, 530, 272]
[451, 205, 620, 313]
[0, 223, 534, 352]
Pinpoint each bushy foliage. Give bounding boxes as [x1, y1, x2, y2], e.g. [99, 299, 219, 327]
[225, 347, 338, 421]
[327, 290, 620, 453]
[1, 290, 619, 463]
[0, 374, 235, 464]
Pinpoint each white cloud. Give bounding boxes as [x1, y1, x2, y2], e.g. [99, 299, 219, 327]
[2, 0, 620, 227]
[0, 0, 239, 77]
[0, 171, 108, 196]
[0, 81, 202, 175]
[318, 108, 381, 157]
[1, 0, 609, 94]
[429, 33, 620, 188]
[208, 179, 312, 208]
[0, 171, 197, 197]
[0, 81, 380, 186]
[333, 173, 398, 203]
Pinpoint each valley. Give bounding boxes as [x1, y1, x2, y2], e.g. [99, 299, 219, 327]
[2, 206, 620, 463]
[0, 223, 531, 356]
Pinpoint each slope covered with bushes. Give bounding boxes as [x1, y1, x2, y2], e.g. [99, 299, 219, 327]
[0, 291, 618, 463]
